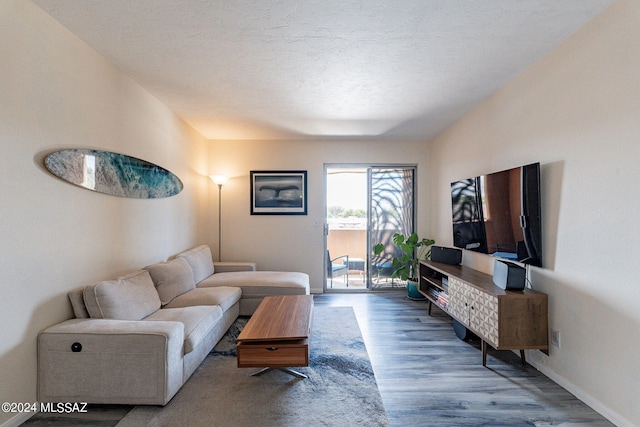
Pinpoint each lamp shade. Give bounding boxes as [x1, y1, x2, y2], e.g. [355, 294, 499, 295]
[209, 175, 229, 186]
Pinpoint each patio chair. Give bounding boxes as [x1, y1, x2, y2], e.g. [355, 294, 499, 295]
[327, 250, 349, 288]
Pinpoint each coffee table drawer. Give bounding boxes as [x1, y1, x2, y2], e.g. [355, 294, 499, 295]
[237, 340, 308, 368]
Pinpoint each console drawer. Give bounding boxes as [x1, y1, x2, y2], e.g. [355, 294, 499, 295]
[237, 339, 308, 368]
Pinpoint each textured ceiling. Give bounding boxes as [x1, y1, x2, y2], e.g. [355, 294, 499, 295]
[32, 0, 614, 141]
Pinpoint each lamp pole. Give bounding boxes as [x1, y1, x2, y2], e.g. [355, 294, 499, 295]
[217, 183, 223, 261]
[210, 175, 229, 261]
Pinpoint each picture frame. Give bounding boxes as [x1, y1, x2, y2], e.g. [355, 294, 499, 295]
[250, 170, 307, 215]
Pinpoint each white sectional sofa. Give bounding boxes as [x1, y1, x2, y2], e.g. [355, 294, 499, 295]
[177, 245, 311, 316]
[38, 245, 309, 405]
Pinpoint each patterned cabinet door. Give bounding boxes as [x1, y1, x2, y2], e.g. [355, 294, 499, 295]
[468, 287, 499, 347]
[447, 277, 470, 324]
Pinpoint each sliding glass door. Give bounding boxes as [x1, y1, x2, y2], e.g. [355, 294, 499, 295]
[325, 165, 416, 291]
[368, 167, 415, 288]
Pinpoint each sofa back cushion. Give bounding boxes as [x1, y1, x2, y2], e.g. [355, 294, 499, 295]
[144, 257, 196, 306]
[177, 245, 215, 284]
[83, 270, 161, 320]
[68, 288, 90, 318]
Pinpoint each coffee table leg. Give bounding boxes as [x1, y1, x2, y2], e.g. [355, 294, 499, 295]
[250, 367, 307, 379]
[279, 368, 307, 378]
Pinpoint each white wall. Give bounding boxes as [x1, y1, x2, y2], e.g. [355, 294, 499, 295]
[428, 1, 639, 425]
[207, 139, 431, 293]
[3, 0, 636, 425]
[0, 2, 211, 425]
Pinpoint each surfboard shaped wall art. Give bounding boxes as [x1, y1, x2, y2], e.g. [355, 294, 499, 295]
[44, 149, 183, 199]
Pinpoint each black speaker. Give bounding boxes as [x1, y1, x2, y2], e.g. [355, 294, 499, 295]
[492, 259, 526, 290]
[431, 246, 462, 265]
[452, 319, 479, 341]
[453, 319, 470, 340]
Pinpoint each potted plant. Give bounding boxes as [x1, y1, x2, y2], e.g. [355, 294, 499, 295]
[374, 232, 435, 300]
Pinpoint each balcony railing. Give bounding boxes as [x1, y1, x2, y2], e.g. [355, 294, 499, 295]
[327, 223, 399, 290]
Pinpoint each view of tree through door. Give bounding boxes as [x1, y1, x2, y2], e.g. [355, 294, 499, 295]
[325, 165, 416, 291]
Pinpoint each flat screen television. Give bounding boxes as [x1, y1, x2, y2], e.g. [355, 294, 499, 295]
[451, 162, 542, 267]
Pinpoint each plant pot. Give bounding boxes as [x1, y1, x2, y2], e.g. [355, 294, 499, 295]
[406, 279, 426, 301]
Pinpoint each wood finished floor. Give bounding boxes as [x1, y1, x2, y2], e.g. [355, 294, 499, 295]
[23, 292, 614, 426]
[315, 292, 614, 427]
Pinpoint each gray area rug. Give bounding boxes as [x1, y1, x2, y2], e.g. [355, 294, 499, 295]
[116, 306, 389, 427]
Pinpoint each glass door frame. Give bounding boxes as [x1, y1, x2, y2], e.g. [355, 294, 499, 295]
[323, 163, 418, 292]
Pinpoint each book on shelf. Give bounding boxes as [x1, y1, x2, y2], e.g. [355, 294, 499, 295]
[424, 286, 450, 308]
[436, 295, 449, 307]
[437, 292, 449, 308]
[426, 288, 440, 299]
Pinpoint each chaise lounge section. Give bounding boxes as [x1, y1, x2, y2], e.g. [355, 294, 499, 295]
[37, 245, 309, 405]
[177, 245, 310, 316]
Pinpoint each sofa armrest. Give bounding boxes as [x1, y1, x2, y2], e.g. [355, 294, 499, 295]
[214, 262, 257, 272]
[38, 318, 184, 405]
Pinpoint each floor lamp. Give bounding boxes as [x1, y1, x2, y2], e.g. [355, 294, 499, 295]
[209, 175, 228, 261]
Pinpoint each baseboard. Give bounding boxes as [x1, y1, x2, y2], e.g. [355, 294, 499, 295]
[527, 353, 633, 427]
[0, 410, 35, 427]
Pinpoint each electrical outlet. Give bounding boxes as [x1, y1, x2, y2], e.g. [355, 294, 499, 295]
[551, 329, 561, 348]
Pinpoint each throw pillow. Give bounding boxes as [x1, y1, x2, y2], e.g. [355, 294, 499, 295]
[83, 270, 161, 320]
[177, 245, 215, 284]
[144, 257, 196, 305]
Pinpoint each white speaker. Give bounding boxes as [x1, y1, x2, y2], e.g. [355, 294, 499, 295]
[492, 259, 526, 290]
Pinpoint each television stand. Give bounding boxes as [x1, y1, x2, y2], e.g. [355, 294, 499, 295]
[419, 260, 548, 366]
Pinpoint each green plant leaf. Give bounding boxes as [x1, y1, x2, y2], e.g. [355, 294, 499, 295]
[373, 243, 384, 255]
[406, 233, 419, 245]
[374, 232, 435, 282]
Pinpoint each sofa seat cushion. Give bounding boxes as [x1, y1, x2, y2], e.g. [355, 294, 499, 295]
[144, 257, 196, 306]
[144, 305, 222, 354]
[197, 271, 310, 297]
[177, 245, 214, 284]
[163, 286, 241, 312]
[84, 270, 161, 320]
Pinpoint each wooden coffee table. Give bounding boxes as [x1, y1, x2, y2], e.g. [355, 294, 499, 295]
[236, 295, 313, 378]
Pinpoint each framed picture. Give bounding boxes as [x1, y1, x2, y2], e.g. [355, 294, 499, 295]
[250, 170, 307, 215]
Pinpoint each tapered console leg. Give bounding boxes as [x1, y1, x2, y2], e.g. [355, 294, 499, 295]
[482, 340, 487, 367]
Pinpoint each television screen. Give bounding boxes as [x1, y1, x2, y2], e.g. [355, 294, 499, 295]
[451, 163, 542, 267]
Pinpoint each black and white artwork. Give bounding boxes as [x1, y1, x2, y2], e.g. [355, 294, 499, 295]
[250, 171, 307, 215]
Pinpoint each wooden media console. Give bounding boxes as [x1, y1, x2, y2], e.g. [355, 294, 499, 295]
[419, 260, 548, 366]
